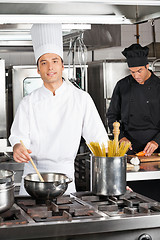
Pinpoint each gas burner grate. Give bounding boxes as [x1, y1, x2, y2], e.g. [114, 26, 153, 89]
[0, 207, 28, 226]
[33, 210, 72, 222]
[74, 191, 160, 217]
[15, 195, 101, 222]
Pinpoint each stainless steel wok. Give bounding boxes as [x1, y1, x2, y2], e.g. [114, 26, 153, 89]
[24, 172, 72, 200]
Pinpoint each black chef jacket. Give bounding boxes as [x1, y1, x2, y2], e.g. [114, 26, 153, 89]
[107, 70, 160, 153]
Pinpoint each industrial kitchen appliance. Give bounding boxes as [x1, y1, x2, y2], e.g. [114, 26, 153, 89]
[0, 191, 160, 240]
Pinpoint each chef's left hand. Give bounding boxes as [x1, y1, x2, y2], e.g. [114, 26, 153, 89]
[119, 137, 132, 150]
[143, 141, 158, 156]
[126, 186, 133, 192]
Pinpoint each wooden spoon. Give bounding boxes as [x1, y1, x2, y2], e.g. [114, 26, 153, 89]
[20, 140, 44, 182]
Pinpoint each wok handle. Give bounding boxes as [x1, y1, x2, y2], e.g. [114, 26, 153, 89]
[20, 140, 44, 182]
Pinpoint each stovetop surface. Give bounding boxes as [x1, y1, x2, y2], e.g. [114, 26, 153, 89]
[1, 191, 160, 227]
[73, 191, 160, 218]
[2, 192, 160, 240]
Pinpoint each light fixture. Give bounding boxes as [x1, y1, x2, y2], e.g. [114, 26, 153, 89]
[0, 14, 133, 25]
[0, 0, 159, 5]
[0, 34, 31, 41]
[62, 24, 91, 30]
[0, 23, 91, 41]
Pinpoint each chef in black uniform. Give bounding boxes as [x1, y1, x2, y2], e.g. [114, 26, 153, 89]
[107, 43, 160, 156]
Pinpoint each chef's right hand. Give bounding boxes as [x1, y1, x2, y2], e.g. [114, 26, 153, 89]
[119, 137, 132, 150]
[13, 143, 32, 163]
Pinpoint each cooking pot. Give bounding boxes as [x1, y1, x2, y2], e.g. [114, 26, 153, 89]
[24, 172, 72, 200]
[0, 169, 15, 213]
[91, 155, 126, 196]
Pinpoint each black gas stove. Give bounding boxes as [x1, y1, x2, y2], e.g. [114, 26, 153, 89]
[1, 191, 160, 240]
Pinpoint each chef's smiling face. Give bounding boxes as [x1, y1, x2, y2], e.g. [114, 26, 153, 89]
[129, 64, 151, 84]
[37, 53, 64, 85]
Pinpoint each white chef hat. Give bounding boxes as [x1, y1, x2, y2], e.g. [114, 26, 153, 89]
[30, 23, 63, 63]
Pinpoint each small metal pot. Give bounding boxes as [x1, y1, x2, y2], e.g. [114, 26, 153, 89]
[91, 155, 126, 196]
[24, 172, 72, 200]
[0, 170, 15, 213]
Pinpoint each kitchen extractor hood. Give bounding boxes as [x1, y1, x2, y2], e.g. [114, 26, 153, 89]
[0, 1, 159, 50]
[0, 1, 159, 25]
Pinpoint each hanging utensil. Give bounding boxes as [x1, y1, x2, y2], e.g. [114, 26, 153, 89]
[77, 32, 87, 89]
[67, 36, 81, 88]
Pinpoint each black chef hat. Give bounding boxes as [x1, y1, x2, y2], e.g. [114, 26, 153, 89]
[122, 43, 149, 67]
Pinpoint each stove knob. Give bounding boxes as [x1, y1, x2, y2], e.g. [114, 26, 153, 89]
[138, 233, 152, 240]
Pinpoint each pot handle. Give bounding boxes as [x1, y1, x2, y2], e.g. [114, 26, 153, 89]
[60, 178, 73, 184]
[0, 171, 15, 184]
[65, 178, 73, 183]
[0, 178, 13, 184]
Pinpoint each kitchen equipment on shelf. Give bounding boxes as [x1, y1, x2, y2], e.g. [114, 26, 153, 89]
[20, 140, 44, 182]
[0, 169, 15, 213]
[24, 172, 72, 200]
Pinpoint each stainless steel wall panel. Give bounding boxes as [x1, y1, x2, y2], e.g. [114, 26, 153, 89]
[0, 59, 6, 138]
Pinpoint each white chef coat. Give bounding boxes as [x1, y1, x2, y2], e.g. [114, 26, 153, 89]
[9, 80, 108, 195]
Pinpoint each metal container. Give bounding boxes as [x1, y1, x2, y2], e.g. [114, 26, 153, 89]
[24, 172, 72, 200]
[0, 170, 15, 213]
[91, 155, 126, 196]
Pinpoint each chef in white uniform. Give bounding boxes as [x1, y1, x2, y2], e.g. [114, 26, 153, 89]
[9, 23, 109, 195]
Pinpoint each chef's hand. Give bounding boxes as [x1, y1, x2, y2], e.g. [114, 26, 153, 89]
[126, 186, 133, 192]
[143, 140, 158, 156]
[13, 143, 32, 163]
[119, 137, 132, 150]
